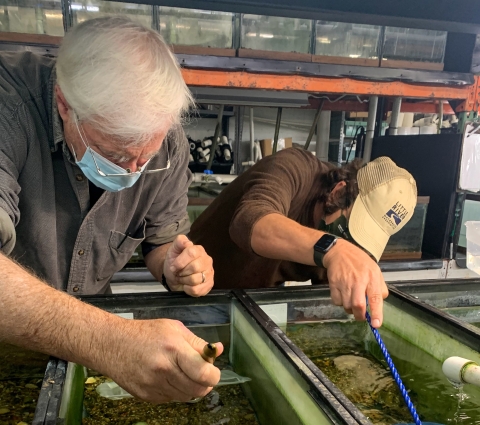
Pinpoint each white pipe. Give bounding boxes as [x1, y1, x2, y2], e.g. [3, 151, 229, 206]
[442, 357, 480, 387]
[316, 110, 330, 162]
[191, 173, 237, 185]
[249, 107, 255, 164]
[390, 97, 403, 136]
[437, 101, 444, 134]
[363, 96, 378, 163]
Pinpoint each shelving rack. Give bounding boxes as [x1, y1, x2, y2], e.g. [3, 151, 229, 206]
[2, 0, 480, 277]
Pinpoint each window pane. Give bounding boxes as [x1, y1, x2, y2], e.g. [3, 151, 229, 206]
[315, 21, 381, 59]
[159, 7, 233, 48]
[0, 0, 64, 36]
[71, 1, 153, 29]
[241, 14, 312, 54]
[383, 27, 447, 63]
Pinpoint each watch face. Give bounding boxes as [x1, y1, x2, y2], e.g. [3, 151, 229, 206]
[315, 234, 337, 252]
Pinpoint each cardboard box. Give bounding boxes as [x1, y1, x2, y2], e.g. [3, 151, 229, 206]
[347, 112, 369, 119]
[260, 137, 293, 157]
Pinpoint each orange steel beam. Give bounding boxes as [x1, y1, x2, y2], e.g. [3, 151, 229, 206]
[182, 68, 471, 101]
[456, 75, 480, 112]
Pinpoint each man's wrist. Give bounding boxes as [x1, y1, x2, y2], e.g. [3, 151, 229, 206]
[313, 234, 338, 268]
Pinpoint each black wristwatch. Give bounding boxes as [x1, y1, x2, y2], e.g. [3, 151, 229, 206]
[313, 234, 338, 268]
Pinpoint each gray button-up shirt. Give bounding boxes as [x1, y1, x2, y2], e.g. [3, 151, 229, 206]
[0, 52, 191, 294]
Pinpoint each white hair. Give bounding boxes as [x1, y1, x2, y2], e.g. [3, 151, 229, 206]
[56, 16, 193, 146]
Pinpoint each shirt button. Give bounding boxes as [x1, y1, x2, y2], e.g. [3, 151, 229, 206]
[76, 174, 84, 181]
[72, 286, 79, 292]
[78, 249, 85, 256]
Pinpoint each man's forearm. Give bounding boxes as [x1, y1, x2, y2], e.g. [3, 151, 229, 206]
[0, 254, 126, 374]
[250, 213, 325, 265]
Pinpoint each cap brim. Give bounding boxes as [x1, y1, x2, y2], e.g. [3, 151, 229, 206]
[349, 197, 390, 262]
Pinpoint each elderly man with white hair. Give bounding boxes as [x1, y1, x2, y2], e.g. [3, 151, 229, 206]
[0, 17, 221, 403]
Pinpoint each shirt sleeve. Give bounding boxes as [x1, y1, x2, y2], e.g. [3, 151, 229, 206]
[0, 108, 28, 254]
[143, 127, 192, 246]
[229, 148, 320, 253]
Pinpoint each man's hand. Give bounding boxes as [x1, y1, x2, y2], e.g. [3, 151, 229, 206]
[322, 239, 388, 328]
[163, 235, 214, 297]
[107, 319, 224, 404]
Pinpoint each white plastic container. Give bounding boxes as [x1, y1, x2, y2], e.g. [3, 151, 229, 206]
[465, 221, 480, 275]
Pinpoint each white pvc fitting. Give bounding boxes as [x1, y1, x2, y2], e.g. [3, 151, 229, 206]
[224, 148, 231, 160]
[199, 148, 210, 158]
[202, 139, 212, 148]
[443, 356, 480, 387]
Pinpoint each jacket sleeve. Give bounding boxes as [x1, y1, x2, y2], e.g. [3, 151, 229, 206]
[229, 148, 319, 253]
[143, 128, 192, 246]
[0, 108, 28, 254]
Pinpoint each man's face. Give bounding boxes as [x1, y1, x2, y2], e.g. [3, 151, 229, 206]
[56, 85, 168, 172]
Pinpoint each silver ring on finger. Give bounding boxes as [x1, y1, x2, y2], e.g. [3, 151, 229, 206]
[201, 271, 206, 283]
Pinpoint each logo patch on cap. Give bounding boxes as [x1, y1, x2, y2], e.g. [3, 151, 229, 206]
[382, 202, 409, 229]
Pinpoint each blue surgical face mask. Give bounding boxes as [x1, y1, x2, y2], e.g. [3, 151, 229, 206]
[71, 114, 149, 192]
[74, 147, 149, 192]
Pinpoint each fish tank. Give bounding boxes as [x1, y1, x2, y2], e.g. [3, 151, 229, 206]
[382, 27, 447, 67]
[241, 14, 312, 54]
[382, 197, 429, 261]
[314, 21, 381, 60]
[0, 0, 64, 36]
[71, 0, 153, 29]
[247, 285, 480, 425]
[53, 291, 360, 424]
[0, 342, 60, 425]
[159, 7, 234, 48]
[392, 279, 480, 329]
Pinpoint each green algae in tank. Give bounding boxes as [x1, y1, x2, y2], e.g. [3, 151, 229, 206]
[286, 320, 480, 425]
[0, 343, 50, 425]
[82, 375, 259, 425]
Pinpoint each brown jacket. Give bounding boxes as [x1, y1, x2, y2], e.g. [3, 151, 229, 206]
[189, 148, 333, 289]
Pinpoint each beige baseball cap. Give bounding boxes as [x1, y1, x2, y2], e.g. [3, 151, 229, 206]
[349, 157, 417, 262]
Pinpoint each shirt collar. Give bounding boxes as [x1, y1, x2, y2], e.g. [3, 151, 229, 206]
[48, 67, 65, 152]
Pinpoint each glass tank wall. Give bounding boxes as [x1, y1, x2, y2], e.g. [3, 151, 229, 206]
[247, 286, 480, 425]
[0, 2, 448, 67]
[383, 27, 447, 64]
[315, 21, 381, 59]
[70, 0, 153, 28]
[382, 198, 429, 260]
[0, 0, 64, 36]
[159, 7, 233, 48]
[55, 292, 356, 425]
[241, 14, 312, 54]
[393, 279, 480, 328]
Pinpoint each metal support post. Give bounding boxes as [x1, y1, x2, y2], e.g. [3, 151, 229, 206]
[233, 106, 244, 174]
[363, 96, 378, 163]
[316, 110, 331, 162]
[249, 107, 255, 163]
[338, 111, 345, 164]
[437, 101, 444, 134]
[304, 100, 324, 150]
[389, 97, 403, 136]
[206, 104, 225, 170]
[272, 107, 283, 154]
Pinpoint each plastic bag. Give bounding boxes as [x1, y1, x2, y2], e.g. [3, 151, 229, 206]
[95, 369, 251, 400]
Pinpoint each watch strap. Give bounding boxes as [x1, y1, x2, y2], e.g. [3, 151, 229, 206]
[313, 248, 326, 268]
